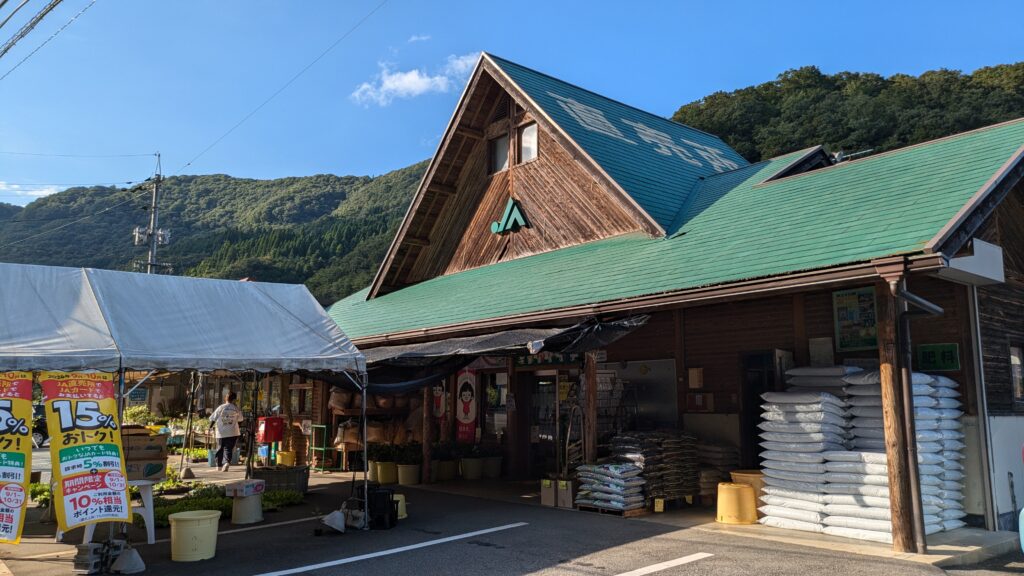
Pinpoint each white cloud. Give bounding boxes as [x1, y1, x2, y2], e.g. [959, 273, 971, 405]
[351, 52, 480, 107]
[407, 34, 431, 43]
[0, 181, 62, 204]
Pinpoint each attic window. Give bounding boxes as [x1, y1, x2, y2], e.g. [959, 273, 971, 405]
[518, 123, 538, 163]
[489, 134, 509, 173]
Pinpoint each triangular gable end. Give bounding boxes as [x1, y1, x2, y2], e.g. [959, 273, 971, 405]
[368, 54, 665, 298]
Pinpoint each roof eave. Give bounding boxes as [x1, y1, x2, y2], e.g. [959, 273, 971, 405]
[349, 252, 946, 347]
[925, 143, 1024, 255]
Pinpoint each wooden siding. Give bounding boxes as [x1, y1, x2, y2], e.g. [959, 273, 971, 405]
[604, 312, 676, 362]
[444, 121, 645, 274]
[977, 185, 1024, 415]
[373, 67, 654, 295]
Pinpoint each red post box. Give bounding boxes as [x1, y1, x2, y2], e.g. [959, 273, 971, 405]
[257, 416, 284, 443]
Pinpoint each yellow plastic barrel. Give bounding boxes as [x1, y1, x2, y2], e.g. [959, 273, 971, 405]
[169, 510, 222, 561]
[377, 462, 398, 484]
[716, 482, 757, 524]
[729, 470, 765, 518]
[276, 451, 296, 467]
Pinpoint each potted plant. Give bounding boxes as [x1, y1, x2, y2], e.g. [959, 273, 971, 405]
[375, 444, 397, 484]
[459, 444, 483, 480]
[434, 442, 457, 482]
[481, 443, 503, 479]
[396, 443, 422, 486]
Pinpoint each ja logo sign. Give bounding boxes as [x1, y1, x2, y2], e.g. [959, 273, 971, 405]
[490, 198, 528, 234]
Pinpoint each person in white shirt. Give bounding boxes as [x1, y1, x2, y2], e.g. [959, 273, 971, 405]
[209, 392, 242, 472]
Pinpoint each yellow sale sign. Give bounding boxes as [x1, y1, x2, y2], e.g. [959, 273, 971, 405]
[0, 372, 34, 543]
[41, 372, 131, 531]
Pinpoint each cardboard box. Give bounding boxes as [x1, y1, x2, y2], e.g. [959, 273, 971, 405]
[123, 433, 169, 461]
[540, 479, 555, 507]
[556, 479, 576, 509]
[124, 459, 166, 482]
[224, 479, 265, 498]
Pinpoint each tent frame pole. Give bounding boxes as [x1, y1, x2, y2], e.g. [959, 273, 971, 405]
[361, 371, 369, 530]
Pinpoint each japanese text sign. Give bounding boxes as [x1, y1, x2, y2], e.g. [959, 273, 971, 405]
[0, 372, 33, 543]
[42, 372, 131, 531]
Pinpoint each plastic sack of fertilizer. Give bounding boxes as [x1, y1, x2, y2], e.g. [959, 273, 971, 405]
[759, 515, 823, 533]
[758, 505, 826, 524]
[759, 421, 848, 435]
[842, 371, 935, 386]
[761, 495, 826, 513]
[761, 391, 846, 406]
[762, 460, 827, 474]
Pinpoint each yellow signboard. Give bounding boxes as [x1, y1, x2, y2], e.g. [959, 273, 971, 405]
[0, 372, 34, 543]
[42, 372, 131, 531]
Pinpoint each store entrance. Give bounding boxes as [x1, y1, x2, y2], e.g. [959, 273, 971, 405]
[518, 369, 582, 480]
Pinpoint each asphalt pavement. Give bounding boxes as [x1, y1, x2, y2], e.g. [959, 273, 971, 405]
[5, 465, 1019, 576]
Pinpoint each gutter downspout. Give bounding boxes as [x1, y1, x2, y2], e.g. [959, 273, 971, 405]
[969, 285, 998, 530]
[895, 279, 943, 555]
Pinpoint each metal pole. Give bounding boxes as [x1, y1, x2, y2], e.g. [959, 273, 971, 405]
[361, 372, 369, 530]
[897, 287, 927, 555]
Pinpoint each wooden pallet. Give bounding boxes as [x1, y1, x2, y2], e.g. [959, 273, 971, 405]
[576, 505, 649, 518]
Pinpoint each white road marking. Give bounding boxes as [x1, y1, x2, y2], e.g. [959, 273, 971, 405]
[251, 522, 529, 576]
[613, 552, 714, 576]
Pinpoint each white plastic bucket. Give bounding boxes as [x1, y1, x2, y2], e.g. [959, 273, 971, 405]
[169, 510, 222, 561]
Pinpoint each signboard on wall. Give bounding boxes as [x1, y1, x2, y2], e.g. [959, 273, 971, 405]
[455, 371, 477, 444]
[0, 372, 34, 543]
[917, 343, 961, 371]
[515, 352, 580, 367]
[42, 372, 131, 532]
[833, 287, 878, 351]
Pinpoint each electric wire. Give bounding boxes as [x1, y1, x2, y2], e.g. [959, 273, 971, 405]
[0, 0, 95, 82]
[0, 0, 63, 60]
[0, 185, 149, 245]
[0, 0, 30, 32]
[0, 150, 153, 158]
[176, 0, 388, 173]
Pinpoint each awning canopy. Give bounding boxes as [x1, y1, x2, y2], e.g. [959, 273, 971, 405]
[0, 263, 365, 374]
[350, 316, 649, 394]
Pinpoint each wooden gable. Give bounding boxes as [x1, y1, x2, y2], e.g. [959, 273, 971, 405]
[369, 56, 661, 297]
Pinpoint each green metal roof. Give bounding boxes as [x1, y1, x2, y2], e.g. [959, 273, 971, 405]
[330, 119, 1024, 341]
[487, 54, 750, 230]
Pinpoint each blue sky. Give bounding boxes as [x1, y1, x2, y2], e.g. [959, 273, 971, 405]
[1, 0, 1023, 206]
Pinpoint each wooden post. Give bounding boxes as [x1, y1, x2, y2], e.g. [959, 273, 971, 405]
[876, 281, 915, 553]
[422, 384, 432, 483]
[583, 351, 598, 463]
[281, 374, 292, 452]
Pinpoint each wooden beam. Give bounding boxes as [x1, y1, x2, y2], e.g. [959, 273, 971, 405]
[455, 125, 484, 140]
[584, 351, 598, 463]
[404, 236, 431, 247]
[428, 182, 457, 197]
[877, 281, 915, 553]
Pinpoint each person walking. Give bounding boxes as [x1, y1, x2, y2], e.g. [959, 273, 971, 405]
[209, 392, 242, 472]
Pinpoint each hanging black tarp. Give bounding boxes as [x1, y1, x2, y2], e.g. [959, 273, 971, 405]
[345, 315, 649, 394]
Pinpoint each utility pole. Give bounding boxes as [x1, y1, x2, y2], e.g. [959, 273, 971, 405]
[147, 154, 161, 274]
[133, 153, 170, 273]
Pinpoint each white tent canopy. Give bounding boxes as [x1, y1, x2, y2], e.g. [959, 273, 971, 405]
[0, 262, 365, 374]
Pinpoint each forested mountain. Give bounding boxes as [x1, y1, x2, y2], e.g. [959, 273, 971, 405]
[2, 61, 1022, 304]
[674, 62, 1024, 162]
[0, 162, 425, 304]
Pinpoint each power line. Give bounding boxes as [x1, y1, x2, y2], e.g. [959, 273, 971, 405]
[0, 0, 94, 81]
[0, 185, 149, 246]
[0, 150, 150, 159]
[0, 0, 31, 33]
[177, 0, 389, 173]
[0, 179, 141, 186]
[0, 201, 138, 223]
[0, 0, 63, 61]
